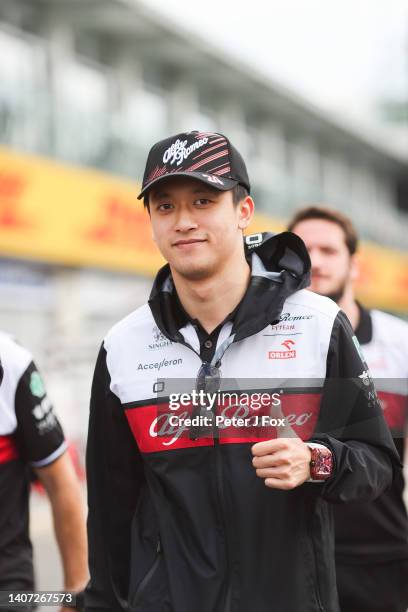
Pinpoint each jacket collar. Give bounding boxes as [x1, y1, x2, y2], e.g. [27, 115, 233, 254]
[148, 231, 311, 346]
[355, 302, 373, 345]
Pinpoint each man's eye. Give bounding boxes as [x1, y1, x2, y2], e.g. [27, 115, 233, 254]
[194, 198, 211, 206]
[157, 203, 173, 211]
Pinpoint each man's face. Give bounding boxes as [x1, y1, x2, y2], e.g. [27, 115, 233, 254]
[148, 176, 252, 281]
[291, 218, 355, 302]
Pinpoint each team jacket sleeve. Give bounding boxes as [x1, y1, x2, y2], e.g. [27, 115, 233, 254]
[85, 343, 146, 611]
[309, 310, 401, 504]
[14, 361, 66, 466]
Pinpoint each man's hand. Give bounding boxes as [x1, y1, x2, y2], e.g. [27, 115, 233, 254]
[251, 438, 312, 490]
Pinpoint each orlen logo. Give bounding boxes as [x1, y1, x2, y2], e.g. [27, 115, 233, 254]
[268, 339, 296, 360]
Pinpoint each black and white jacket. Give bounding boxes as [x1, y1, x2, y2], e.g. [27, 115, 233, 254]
[85, 233, 400, 612]
[334, 305, 408, 565]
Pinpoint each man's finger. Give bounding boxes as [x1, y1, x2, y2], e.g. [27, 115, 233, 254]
[252, 451, 290, 469]
[256, 466, 291, 479]
[264, 477, 295, 490]
[251, 438, 290, 457]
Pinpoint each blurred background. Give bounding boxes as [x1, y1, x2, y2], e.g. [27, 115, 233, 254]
[0, 0, 407, 596]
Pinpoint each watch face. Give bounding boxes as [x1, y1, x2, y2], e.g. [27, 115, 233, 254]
[310, 447, 333, 480]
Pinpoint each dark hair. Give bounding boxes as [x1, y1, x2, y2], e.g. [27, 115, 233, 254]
[287, 206, 359, 255]
[232, 184, 249, 204]
[143, 183, 249, 210]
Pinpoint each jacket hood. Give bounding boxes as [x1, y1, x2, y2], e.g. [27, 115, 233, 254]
[148, 231, 311, 346]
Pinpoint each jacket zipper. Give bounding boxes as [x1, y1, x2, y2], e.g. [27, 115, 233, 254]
[307, 505, 325, 612]
[132, 539, 161, 605]
[181, 339, 234, 612]
[311, 536, 325, 612]
[208, 341, 234, 612]
[214, 435, 232, 612]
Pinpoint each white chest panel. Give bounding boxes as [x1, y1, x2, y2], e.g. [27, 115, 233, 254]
[105, 292, 338, 404]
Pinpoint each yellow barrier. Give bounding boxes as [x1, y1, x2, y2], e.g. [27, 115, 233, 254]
[0, 146, 162, 275]
[0, 146, 407, 312]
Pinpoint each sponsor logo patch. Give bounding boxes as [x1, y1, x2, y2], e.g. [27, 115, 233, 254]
[279, 312, 313, 322]
[245, 233, 263, 248]
[125, 391, 321, 452]
[137, 358, 183, 372]
[31, 396, 57, 434]
[270, 323, 295, 331]
[149, 326, 172, 350]
[358, 369, 373, 387]
[29, 371, 46, 398]
[163, 137, 209, 166]
[268, 339, 297, 360]
[201, 173, 224, 185]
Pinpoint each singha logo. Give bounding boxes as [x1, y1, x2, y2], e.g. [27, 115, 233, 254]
[153, 326, 165, 342]
[149, 326, 172, 350]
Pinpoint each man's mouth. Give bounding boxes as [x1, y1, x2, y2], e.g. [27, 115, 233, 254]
[173, 238, 207, 247]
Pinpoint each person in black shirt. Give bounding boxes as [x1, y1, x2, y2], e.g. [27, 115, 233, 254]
[289, 205, 408, 612]
[0, 331, 88, 612]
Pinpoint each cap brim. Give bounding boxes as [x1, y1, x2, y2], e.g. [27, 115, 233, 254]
[137, 172, 238, 199]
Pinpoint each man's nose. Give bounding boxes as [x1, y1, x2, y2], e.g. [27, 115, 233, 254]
[174, 207, 199, 232]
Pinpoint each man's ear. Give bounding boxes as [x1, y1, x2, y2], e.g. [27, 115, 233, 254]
[238, 196, 255, 230]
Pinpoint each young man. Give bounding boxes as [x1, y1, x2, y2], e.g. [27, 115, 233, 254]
[85, 131, 400, 612]
[0, 332, 88, 612]
[288, 206, 408, 612]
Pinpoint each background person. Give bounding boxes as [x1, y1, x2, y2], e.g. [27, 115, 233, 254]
[288, 205, 408, 612]
[0, 331, 89, 612]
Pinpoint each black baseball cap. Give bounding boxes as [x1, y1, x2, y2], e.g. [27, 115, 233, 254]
[137, 130, 251, 200]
